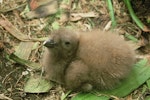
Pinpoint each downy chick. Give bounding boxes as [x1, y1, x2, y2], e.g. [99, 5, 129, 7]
[42, 28, 135, 91]
[42, 28, 79, 84]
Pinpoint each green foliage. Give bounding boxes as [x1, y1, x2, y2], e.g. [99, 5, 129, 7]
[124, 33, 138, 43]
[146, 79, 150, 89]
[24, 76, 53, 93]
[72, 59, 150, 100]
[61, 90, 72, 100]
[9, 53, 41, 70]
[106, 0, 116, 29]
[147, 18, 150, 23]
[52, 21, 60, 30]
[72, 92, 109, 100]
[123, 0, 149, 31]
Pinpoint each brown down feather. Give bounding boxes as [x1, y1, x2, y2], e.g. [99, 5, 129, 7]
[42, 28, 135, 91]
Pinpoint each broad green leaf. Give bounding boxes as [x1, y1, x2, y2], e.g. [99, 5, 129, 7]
[72, 59, 150, 100]
[145, 96, 150, 100]
[15, 42, 35, 60]
[146, 79, 150, 89]
[72, 92, 109, 100]
[24, 76, 53, 93]
[9, 53, 41, 70]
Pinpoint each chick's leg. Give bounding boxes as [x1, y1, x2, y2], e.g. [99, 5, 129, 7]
[64, 60, 92, 91]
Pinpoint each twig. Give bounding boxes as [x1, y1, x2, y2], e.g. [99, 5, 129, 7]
[0, 94, 13, 100]
[2, 68, 18, 84]
[0, 3, 26, 13]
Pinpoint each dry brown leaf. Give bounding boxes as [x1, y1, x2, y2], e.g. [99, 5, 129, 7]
[25, 0, 58, 19]
[0, 17, 29, 41]
[70, 12, 99, 21]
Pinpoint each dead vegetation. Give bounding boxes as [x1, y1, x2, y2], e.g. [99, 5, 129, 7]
[0, 0, 150, 100]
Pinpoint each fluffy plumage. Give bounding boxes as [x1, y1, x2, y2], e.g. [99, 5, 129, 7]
[42, 28, 135, 91]
[42, 29, 79, 84]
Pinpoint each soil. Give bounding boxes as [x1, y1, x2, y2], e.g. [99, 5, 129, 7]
[0, 0, 150, 100]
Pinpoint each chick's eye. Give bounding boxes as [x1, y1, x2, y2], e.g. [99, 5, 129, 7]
[65, 41, 70, 45]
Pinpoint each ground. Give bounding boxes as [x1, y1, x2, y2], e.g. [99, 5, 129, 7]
[0, 0, 150, 100]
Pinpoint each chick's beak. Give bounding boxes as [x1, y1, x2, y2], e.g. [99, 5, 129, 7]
[43, 39, 56, 48]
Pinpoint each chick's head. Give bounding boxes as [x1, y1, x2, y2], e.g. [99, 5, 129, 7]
[44, 28, 79, 58]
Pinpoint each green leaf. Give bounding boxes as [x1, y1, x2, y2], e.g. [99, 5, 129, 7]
[62, 0, 70, 4]
[124, 33, 138, 43]
[72, 92, 109, 100]
[52, 21, 60, 30]
[123, 0, 150, 32]
[146, 79, 150, 89]
[145, 96, 150, 100]
[61, 90, 72, 100]
[14, 42, 35, 60]
[24, 76, 53, 93]
[72, 59, 150, 99]
[32, 42, 40, 50]
[106, 0, 116, 28]
[9, 53, 41, 70]
[147, 17, 150, 23]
